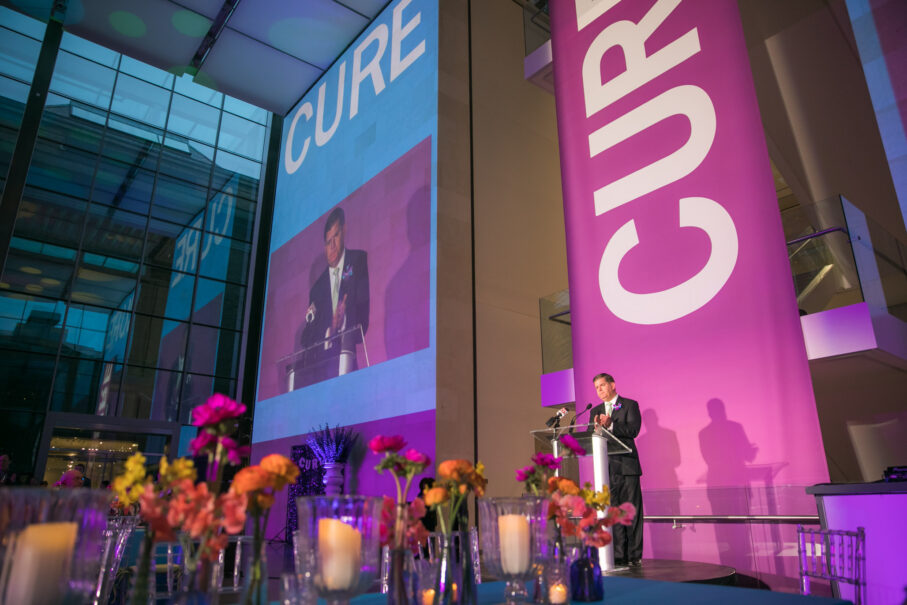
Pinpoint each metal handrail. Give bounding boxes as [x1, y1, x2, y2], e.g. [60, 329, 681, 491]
[646, 514, 819, 524]
[786, 226, 849, 247]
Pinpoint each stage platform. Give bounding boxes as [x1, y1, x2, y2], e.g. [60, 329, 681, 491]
[605, 559, 736, 584]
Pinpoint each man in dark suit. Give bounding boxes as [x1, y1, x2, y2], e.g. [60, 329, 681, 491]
[589, 372, 643, 567]
[299, 207, 369, 384]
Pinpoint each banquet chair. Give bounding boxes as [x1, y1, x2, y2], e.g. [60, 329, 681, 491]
[797, 525, 865, 604]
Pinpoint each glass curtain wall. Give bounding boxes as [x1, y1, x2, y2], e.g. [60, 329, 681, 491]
[0, 7, 269, 477]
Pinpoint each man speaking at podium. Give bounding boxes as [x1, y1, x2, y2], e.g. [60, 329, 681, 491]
[590, 372, 643, 567]
[300, 207, 370, 383]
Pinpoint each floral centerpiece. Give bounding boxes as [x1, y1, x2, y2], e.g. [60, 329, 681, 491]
[370, 435, 431, 605]
[307, 424, 359, 495]
[229, 454, 299, 605]
[112, 394, 252, 604]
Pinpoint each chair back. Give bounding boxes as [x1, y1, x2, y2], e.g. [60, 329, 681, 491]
[797, 524, 865, 604]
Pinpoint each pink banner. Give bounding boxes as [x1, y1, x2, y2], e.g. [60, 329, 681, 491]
[550, 0, 828, 490]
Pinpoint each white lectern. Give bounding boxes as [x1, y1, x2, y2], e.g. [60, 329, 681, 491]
[530, 424, 632, 571]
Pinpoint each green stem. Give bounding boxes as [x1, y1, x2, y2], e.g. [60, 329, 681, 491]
[132, 531, 153, 605]
[449, 492, 465, 532]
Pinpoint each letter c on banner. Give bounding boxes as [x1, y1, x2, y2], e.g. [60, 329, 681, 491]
[284, 102, 314, 174]
[598, 196, 738, 325]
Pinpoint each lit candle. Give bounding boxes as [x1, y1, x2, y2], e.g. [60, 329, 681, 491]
[5, 522, 78, 605]
[497, 514, 530, 574]
[549, 582, 568, 604]
[421, 588, 436, 605]
[317, 518, 362, 591]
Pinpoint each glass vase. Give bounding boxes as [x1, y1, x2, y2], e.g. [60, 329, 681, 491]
[477, 497, 547, 605]
[175, 557, 221, 605]
[240, 534, 268, 605]
[569, 546, 603, 602]
[297, 495, 383, 605]
[419, 531, 477, 605]
[387, 503, 413, 605]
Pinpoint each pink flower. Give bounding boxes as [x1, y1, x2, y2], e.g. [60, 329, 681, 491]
[369, 435, 406, 454]
[403, 449, 431, 469]
[531, 452, 562, 470]
[191, 394, 247, 427]
[409, 497, 426, 520]
[515, 464, 535, 482]
[222, 436, 251, 465]
[559, 433, 586, 457]
[189, 430, 217, 456]
[219, 491, 247, 534]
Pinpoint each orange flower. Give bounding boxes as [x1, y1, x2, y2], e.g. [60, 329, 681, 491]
[438, 459, 473, 481]
[231, 466, 271, 495]
[260, 454, 299, 490]
[424, 486, 450, 507]
[219, 491, 247, 534]
[556, 478, 580, 495]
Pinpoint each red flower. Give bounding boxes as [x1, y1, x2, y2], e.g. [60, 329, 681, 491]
[531, 452, 562, 470]
[515, 464, 535, 482]
[368, 435, 406, 454]
[403, 449, 431, 468]
[191, 394, 246, 427]
[189, 431, 217, 456]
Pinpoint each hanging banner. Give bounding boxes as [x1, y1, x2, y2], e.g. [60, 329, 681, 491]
[550, 0, 828, 488]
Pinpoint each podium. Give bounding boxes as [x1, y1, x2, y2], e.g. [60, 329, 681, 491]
[277, 324, 368, 392]
[530, 423, 632, 571]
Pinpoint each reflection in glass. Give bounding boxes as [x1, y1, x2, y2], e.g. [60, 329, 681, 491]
[0, 350, 56, 410]
[194, 278, 244, 331]
[111, 73, 169, 128]
[28, 138, 97, 201]
[81, 203, 148, 263]
[127, 314, 185, 368]
[174, 74, 223, 108]
[158, 135, 214, 186]
[70, 261, 138, 311]
[1, 244, 75, 300]
[50, 355, 111, 414]
[198, 232, 251, 285]
[223, 96, 268, 125]
[218, 112, 265, 161]
[188, 324, 240, 378]
[119, 55, 174, 89]
[38, 96, 106, 154]
[137, 265, 193, 321]
[59, 32, 119, 68]
[49, 50, 116, 110]
[144, 219, 198, 272]
[92, 159, 155, 215]
[151, 173, 208, 225]
[15, 187, 88, 249]
[0, 27, 40, 82]
[168, 93, 219, 144]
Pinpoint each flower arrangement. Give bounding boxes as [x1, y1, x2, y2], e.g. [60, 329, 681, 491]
[112, 394, 253, 603]
[547, 477, 634, 547]
[370, 434, 431, 549]
[229, 453, 300, 604]
[424, 459, 487, 535]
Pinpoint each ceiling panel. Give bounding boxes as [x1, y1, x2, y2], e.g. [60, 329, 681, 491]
[333, 0, 390, 20]
[169, 0, 224, 20]
[200, 27, 322, 115]
[227, 0, 368, 70]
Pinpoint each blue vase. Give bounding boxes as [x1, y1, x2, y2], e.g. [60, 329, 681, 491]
[569, 547, 603, 602]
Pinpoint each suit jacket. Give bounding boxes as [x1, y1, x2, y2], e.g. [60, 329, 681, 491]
[588, 395, 642, 476]
[301, 248, 370, 357]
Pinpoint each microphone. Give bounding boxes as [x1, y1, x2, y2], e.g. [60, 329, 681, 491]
[545, 407, 568, 428]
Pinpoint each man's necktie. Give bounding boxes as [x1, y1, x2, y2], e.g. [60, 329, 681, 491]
[331, 267, 340, 312]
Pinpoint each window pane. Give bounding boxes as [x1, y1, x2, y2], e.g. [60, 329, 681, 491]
[0, 349, 55, 410]
[158, 136, 213, 187]
[16, 186, 89, 249]
[144, 218, 199, 273]
[119, 56, 173, 89]
[0, 7, 46, 40]
[0, 411, 44, 478]
[194, 278, 245, 331]
[102, 113, 163, 166]
[128, 314, 185, 368]
[180, 374, 234, 423]
[1, 242, 76, 300]
[0, 27, 40, 82]
[168, 93, 218, 144]
[136, 265, 193, 321]
[38, 97, 106, 154]
[27, 138, 97, 202]
[111, 73, 169, 128]
[50, 50, 115, 110]
[174, 74, 222, 108]
[63, 301, 132, 362]
[59, 32, 119, 68]
[70, 257, 139, 310]
[81, 204, 147, 263]
[51, 356, 109, 414]
[92, 158, 155, 215]
[204, 181, 255, 242]
[0, 292, 65, 354]
[0, 76, 29, 140]
[223, 96, 268, 125]
[118, 364, 173, 420]
[151, 173, 207, 226]
[189, 324, 240, 378]
[199, 233, 250, 284]
[217, 112, 265, 161]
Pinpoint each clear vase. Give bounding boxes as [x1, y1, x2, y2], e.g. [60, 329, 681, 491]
[569, 546, 603, 602]
[175, 558, 221, 605]
[417, 532, 477, 605]
[387, 503, 412, 605]
[129, 531, 155, 605]
[240, 536, 268, 605]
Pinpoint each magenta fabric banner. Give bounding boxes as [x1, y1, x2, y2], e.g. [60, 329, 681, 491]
[550, 0, 828, 489]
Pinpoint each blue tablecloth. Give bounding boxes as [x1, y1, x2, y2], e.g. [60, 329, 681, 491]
[342, 579, 851, 605]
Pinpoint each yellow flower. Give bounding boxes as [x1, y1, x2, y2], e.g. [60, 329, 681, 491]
[124, 452, 146, 482]
[160, 457, 196, 485]
[112, 453, 151, 508]
[580, 485, 610, 509]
